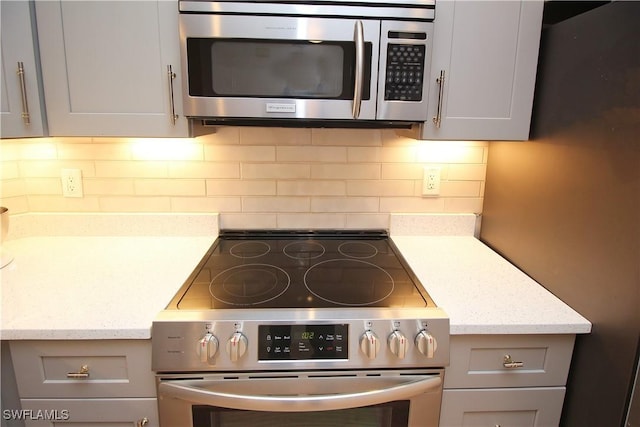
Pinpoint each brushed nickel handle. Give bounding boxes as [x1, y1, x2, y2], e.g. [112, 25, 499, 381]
[432, 69, 445, 128]
[17, 62, 31, 125]
[352, 20, 364, 119]
[167, 65, 178, 125]
[66, 364, 90, 379]
[137, 417, 149, 427]
[503, 354, 524, 369]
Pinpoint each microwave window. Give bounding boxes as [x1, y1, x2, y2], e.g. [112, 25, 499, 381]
[187, 38, 371, 100]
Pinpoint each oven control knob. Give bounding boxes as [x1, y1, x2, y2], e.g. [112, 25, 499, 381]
[388, 330, 408, 359]
[197, 333, 218, 364]
[359, 330, 381, 359]
[415, 330, 438, 358]
[226, 332, 248, 362]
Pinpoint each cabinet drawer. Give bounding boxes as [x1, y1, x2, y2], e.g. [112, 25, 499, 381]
[19, 398, 157, 427]
[444, 334, 575, 388]
[10, 340, 155, 398]
[440, 387, 565, 427]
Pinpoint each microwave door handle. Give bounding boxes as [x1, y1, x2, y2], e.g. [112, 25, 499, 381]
[159, 374, 441, 412]
[352, 20, 364, 119]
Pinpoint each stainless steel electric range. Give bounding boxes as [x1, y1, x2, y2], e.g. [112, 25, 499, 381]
[152, 230, 449, 427]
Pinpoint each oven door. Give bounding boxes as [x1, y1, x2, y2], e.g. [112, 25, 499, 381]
[157, 370, 443, 427]
[179, 14, 380, 121]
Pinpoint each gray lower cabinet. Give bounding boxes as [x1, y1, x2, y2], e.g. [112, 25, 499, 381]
[440, 334, 576, 427]
[9, 340, 157, 426]
[19, 399, 157, 427]
[440, 388, 566, 427]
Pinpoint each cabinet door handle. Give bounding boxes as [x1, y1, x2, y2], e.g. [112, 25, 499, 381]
[66, 364, 90, 379]
[432, 69, 445, 128]
[16, 62, 31, 125]
[503, 354, 524, 369]
[137, 417, 149, 427]
[167, 65, 179, 126]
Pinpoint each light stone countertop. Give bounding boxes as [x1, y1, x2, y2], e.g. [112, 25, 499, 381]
[0, 213, 218, 340]
[390, 213, 591, 335]
[0, 213, 590, 340]
[392, 236, 592, 335]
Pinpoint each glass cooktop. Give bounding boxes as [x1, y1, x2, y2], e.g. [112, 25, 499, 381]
[170, 230, 434, 310]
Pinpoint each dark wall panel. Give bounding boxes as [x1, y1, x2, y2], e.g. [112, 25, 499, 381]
[481, 2, 640, 426]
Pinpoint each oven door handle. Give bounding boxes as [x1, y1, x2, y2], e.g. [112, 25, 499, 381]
[159, 374, 441, 412]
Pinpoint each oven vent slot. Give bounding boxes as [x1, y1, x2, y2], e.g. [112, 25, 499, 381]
[160, 376, 204, 381]
[223, 376, 239, 380]
[248, 375, 299, 380]
[308, 373, 358, 378]
[399, 372, 434, 376]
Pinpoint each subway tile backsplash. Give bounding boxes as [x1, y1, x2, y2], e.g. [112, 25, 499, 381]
[0, 128, 487, 229]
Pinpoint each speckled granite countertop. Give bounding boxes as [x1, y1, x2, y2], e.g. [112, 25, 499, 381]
[0, 213, 590, 340]
[391, 214, 591, 335]
[0, 213, 218, 340]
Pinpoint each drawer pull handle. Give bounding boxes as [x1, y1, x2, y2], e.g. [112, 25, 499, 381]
[137, 418, 149, 427]
[66, 364, 90, 379]
[503, 354, 524, 369]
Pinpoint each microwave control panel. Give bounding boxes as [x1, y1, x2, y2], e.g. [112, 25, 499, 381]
[384, 44, 426, 102]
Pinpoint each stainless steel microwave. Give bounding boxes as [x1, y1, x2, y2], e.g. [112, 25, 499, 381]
[178, 0, 435, 128]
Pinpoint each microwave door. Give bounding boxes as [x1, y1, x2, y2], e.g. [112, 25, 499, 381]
[179, 14, 381, 120]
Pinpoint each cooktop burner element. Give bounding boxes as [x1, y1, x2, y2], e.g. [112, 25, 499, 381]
[338, 241, 379, 258]
[229, 241, 271, 258]
[304, 259, 395, 306]
[209, 264, 290, 306]
[170, 230, 434, 310]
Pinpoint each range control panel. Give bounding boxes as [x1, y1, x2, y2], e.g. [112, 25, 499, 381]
[152, 312, 450, 372]
[258, 324, 348, 360]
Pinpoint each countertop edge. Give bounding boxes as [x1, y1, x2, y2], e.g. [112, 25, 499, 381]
[0, 328, 152, 341]
[449, 323, 593, 336]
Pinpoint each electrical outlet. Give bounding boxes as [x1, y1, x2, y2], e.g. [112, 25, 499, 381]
[422, 167, 441, 196]
[61, 169, 83, 198]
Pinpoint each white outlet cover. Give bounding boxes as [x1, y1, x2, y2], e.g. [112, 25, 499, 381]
[422, 167, 441, 197]
[61, 168, 83, 198]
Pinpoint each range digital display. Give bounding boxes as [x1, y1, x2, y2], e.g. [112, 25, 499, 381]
[258, 324, 348, 361]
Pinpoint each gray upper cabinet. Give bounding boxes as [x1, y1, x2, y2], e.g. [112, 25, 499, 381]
[35, 0, 188, 137]
[418, 0, 543, 141]
[1, 0, 47, 138]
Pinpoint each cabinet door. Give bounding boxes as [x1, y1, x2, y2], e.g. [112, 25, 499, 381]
[440, 388, 565, 427]
[20, 398, 157, 427]
[35, 0, 187, 137]
[444, 334, 575, 389]
[1, 0, 46, 138]
[420, 0, 543, 141]
[10, 340, 156, 399]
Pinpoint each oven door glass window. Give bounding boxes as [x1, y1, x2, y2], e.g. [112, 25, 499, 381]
[186, 38, 372, 100]
[192, 401, 409, 427]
